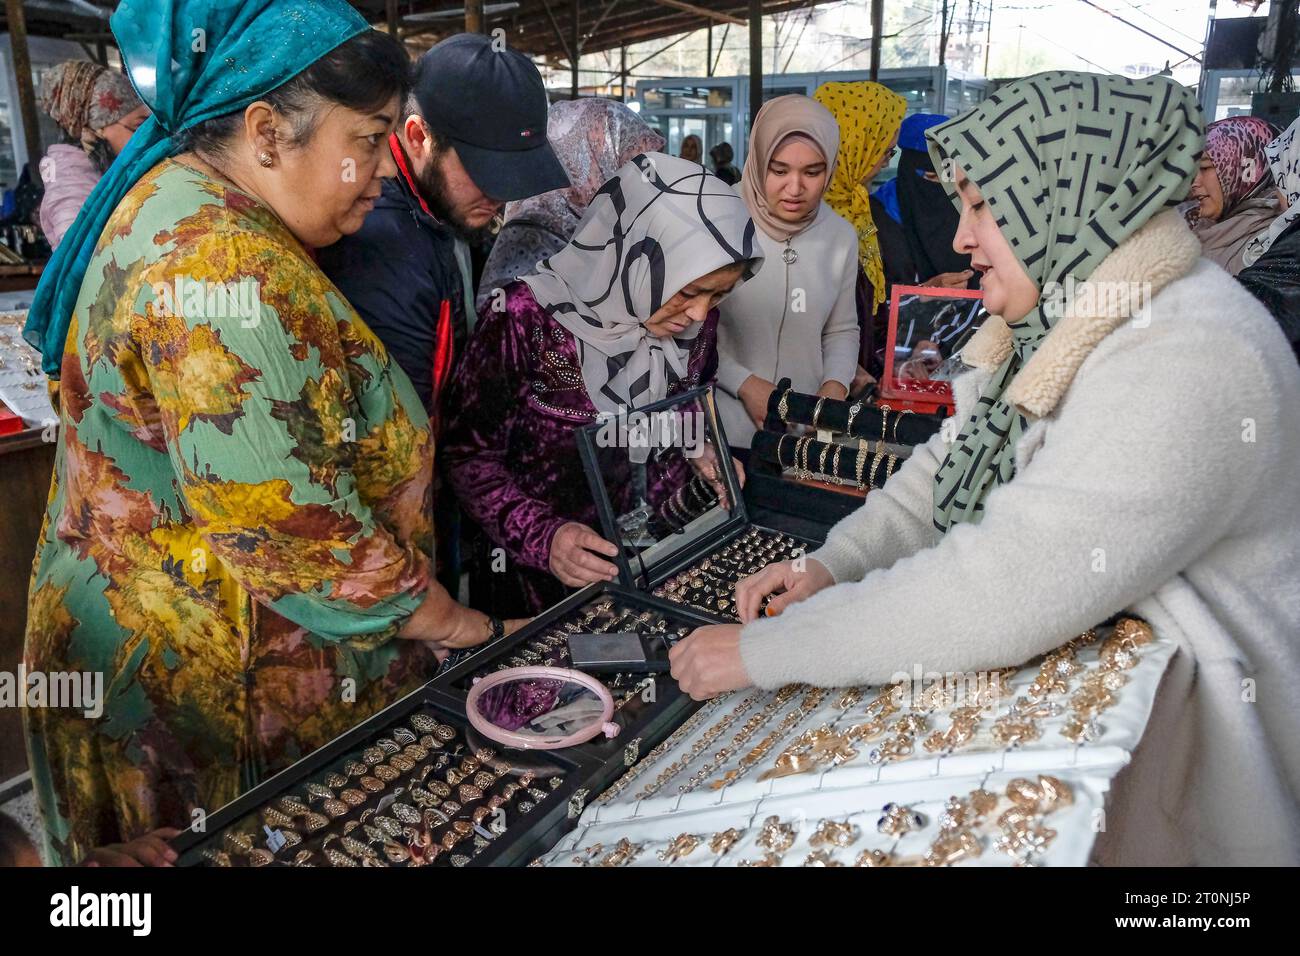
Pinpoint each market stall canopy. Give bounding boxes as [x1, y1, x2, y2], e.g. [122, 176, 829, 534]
[5, 1, 839, 61]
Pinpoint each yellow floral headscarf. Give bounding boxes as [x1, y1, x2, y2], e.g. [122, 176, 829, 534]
[813, 81, 907, 310]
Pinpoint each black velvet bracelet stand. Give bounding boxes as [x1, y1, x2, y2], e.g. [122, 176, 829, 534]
[751, 430, 903, 490]
[761, 377, 944, 446]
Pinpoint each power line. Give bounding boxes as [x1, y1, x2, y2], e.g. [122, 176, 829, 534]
[1109, 0, 1206, 45]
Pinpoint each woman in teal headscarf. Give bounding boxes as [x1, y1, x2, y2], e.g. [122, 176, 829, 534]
[672, 72, 1300, 865]
[23, 0, 501, 864]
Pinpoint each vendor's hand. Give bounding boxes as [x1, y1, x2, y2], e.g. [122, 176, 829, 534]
[739, 374, 776, 429]
[735, 557, 834, 623]
[669, 624, 750, 700]
[549, 522, 619, 587]
[81, 828, 181, 867]
[922, 269, 974, 289]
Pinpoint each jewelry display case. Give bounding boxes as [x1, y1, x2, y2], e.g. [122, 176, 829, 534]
[576, 386, 818, 621]
[536, 618, 1174, 867]
[172, 581, 719, 868]
[173, 390, 829, 869]
[881, 285, 986, 416]
[742, 378, 946, 531]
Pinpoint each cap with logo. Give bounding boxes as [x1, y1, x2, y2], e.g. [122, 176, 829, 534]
[411, 33, 570, 202]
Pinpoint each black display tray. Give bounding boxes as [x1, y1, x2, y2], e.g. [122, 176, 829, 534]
[171, 580, 715, 868]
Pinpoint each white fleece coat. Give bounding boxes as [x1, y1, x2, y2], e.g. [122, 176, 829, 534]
[738, 211, 1300, 866]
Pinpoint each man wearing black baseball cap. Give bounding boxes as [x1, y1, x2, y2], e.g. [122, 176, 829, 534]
[317, 32, 568, 597]
[318, 32, 568, 416]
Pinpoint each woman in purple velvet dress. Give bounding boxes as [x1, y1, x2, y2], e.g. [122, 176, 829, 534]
[443, 153, 764, 616]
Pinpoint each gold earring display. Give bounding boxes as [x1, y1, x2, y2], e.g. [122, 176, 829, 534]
[803, 849, 843, 867]
[755, 815, 797, 855]
[709, 828, 742, 855]
[657, 833, 701, 862]
[876, 802, 926, 836]
[810, 819, 859, 848]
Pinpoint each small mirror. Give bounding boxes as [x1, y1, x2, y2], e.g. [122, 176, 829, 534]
[578, 388, 740, 583]
[465, 667, 620, 750]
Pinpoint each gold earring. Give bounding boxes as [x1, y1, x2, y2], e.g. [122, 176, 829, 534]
[258, 151, 274, 168]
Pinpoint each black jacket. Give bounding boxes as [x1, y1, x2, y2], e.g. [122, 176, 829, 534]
[1236, 216, 1300, 363]
[317, 148, 465, 412]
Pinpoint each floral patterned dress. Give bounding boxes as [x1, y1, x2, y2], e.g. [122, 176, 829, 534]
[24, 159, 437, 864]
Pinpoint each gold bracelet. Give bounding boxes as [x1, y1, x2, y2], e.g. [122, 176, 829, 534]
[845, 400, 863, 436]
[776, 433, 792, 470]
[799, 437, 812, 479]
[777, 388, 792, 423]
[885, 453, 897, 479]
[811, 396, 826, 429]
[868, 447, 884, 489]
[892, 407, 912, 443]
[831, 443, 843, 484]
[817, 441, 831, 478]
[855, 439, 868, 489]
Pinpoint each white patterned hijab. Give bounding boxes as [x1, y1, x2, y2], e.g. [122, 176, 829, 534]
[523, 152, 762, 414]
[1243, 117, 1300, 267]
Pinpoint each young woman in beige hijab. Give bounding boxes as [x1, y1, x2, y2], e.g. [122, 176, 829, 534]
[715, 95, 862, 448]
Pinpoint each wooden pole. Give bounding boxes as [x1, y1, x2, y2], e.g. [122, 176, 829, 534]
[870, 0, 884, 81]
[465, 0, 484, 34]
[984, 0, 993, 77]
[749, 0, 762, 134]
[571, 0, 581, 98]
[706, 24, 713, 76]
[5, 0, 43, 188]
[620, 44, 628, 101]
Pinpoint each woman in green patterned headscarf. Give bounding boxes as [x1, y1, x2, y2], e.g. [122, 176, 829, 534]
[673, 72, 1300, 864]
[924, 71, 1203, 528]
